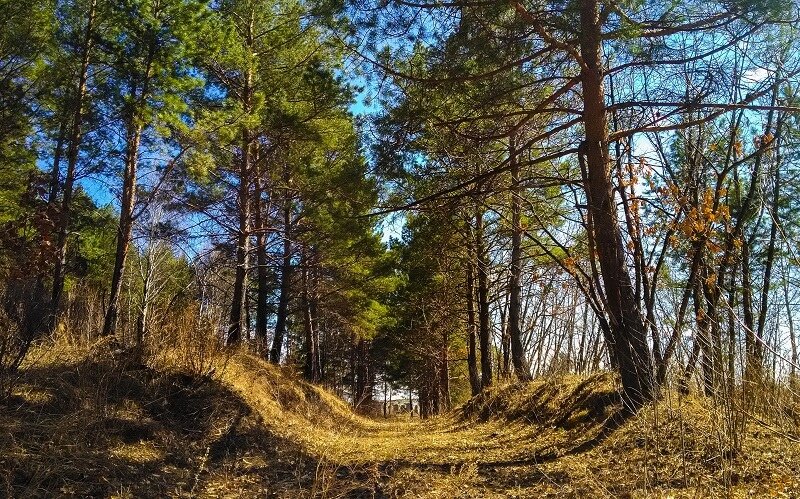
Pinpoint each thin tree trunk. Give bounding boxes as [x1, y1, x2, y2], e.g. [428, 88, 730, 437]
[784, 264, 797, 383]
[102, 123, 142, 337]
[678, 337, 701, 395]
[509, 134, 531, 381]
[658, 242, 702, 384]
[354, 338, 371, 407]
[253, 173, 270, 347]
[104, 31, 158, 339]
[465, 260, 481, 396]
[302, 246, 320, 382]
[386, 382, 392, 417]
[227, 23, 255, 344]
[47, 120, 67, 205]
[49, 0, 97, 333]
[726, 267, 737, 394]
[741, 237, 762, 384]
[500, 293, 510, 377]
[227, 124, 252, 345]
[697, 275, 716, 397]
[269, 164, 292, 363]
[755, 117, 783, 381]
[475, 208, 492, 389]
[440, 328, 450, 411]
[136, 254, 152, 348]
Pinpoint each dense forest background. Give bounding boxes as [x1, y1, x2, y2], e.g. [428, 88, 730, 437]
[2, 0, 800, 432]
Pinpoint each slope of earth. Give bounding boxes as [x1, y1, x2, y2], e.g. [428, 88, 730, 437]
[0, 344, 374, 498]
[2, 343, 799, 498]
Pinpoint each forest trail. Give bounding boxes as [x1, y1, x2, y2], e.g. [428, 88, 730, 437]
[2, 346, 798, 498]
[221, 353, 800, 497]
[220, 355, 602, 496]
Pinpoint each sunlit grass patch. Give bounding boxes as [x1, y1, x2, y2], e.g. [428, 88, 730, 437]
[109, 441, 163, 464]
[11, 383, 55, 405]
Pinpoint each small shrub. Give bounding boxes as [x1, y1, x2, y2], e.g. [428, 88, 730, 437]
[0, 277, 46, 397]
[0, 310, 27, 397]
[149, 304, 229, 380]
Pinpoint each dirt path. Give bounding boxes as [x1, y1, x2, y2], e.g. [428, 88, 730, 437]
[316, 416, 581, 497]
[223, 357, 636, 497]
[223, 357, 800, 497]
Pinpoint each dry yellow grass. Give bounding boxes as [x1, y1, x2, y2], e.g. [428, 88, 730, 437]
[2, 343, 799, 498]
[218, 354, 800, 497]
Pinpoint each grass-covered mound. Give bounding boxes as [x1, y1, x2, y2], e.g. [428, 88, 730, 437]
[427, 373, 800, 497]
[0, 343, 378, 498]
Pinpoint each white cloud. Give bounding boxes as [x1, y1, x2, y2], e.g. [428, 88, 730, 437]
[742, 67, 772, 83]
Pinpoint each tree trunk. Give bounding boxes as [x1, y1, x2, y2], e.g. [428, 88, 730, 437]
[500, 294, 510, 377]
[465, 259, 481, 396]
[475, 208, 492, 389]
[755, 118, 782, 383]
[269, 165, 292, 363]
[103, 24, 159, 340]
[253, 173, 270, 347]
[508, 133, 531, 380]
[678, 337, 700, 395]
[227, 125, 252, 345]
[49, 0, 97, 334]
[227, 12, 257, 345]
[578, 0, 653, 411]
[784, 265, 797, 384]
[440, 328, 450, 411]
[136, 240, 157, 348]
[354, 338, 372, 407]
[741, 237, 762, 386]
[657, 242, 702, 384]
[302, 246, 320, 382]
[47, 119, 67, 205]
[696, 275, 716, 397]
[102, 124, 142, 337]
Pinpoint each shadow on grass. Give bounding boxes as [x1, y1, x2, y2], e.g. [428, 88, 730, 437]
[374, 389, 636, 496]
[383, 407, 633, 465]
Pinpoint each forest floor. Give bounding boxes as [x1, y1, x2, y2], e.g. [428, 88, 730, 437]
[2, 342, 799, 498]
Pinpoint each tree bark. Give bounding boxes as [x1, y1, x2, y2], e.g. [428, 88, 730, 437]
[741, 236, 762, 385]
[440, 328, 450, 411]
[302, 246, 320, 382]
[465, 260, 481, 396]
[784, 265, 797, 384]
[49, 0, 97, 334]
[269, 164, 293, 363]
[754, 117, 783, 384]
[508, 133, 531, 380]
[253, 172, 270, 347]
[354, 338, 372, 407]
[500, 294, 510, 377]
[657, 241, 702, 384]
[47, 119, 67, 205]
[136, 244, 155, 348]
[578, 0, 653, 411]
[696, 274, 716, 397]
[102, 123, 142, 337]
[475, 208, 492, 388]
[227, 124, 252, 345]
[226, 16, 256, 345]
